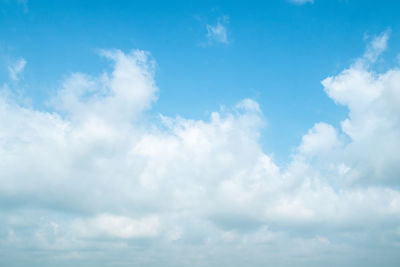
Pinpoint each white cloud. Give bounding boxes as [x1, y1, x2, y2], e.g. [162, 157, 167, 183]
[299, 122, 341, 156]
[363, 30, 391, 64]
[73, 214, 159, 239]
[8, 58, 26, 81]
[1, 32, 400, 266]
[322, 32, 400, 185]
[206, 16, 229, 45]
[53, 49, 157, 122]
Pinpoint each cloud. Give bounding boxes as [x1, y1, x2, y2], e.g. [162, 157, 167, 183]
[361, 29, 391, 65]
[322, 31, 400, 185]
[288, 0, 314, 5]
[73, 214, 159, 239]
[52, 49, 157, 122]
[298, 122, 341, 156]
[1, 32, 400, 266]
[205, 16, 229, 45]
[8, 58, 26, 81]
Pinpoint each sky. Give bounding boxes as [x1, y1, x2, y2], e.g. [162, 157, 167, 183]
[0, 0, 400, 266]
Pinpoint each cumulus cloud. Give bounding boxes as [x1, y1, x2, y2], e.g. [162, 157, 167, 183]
[52, 49, 157, 123]
[298, 122, 341, 156]
[322, 31, 400, 185]
[1, 32, 400, 266]
[8, 58, 26, 81]
[205, 16, 229, 45]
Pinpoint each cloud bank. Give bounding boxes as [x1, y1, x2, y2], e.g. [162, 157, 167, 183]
[1, 33, 400, 266]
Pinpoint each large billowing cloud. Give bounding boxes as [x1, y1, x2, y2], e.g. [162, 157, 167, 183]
[1, 32, 400, 267]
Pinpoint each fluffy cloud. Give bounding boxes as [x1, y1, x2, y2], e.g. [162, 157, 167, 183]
[322, 30, 400, 185]
[53, 49, 157, 122]
[298, 122, 340, 156]
[1, 33, 400, 266]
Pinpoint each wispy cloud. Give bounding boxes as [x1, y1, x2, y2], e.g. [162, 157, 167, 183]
[205, 15, 229, 45]
[361, 29, 391, 64]
[288, 0, 314, 5]
[8, 58, 26, 81]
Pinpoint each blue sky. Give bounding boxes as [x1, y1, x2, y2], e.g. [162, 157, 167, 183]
[1, 1, 400, 266]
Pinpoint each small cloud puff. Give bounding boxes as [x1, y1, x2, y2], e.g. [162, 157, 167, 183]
[8, 58, 26, 81]
[205, 15, 229, 45]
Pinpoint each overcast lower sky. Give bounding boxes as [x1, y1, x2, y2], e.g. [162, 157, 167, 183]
[1, 1, 400, 266]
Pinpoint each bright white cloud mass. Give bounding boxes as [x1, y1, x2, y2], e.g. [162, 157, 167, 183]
[1, 32, 400, 267]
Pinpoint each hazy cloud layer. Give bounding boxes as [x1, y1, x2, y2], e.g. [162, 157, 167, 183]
[1, 33, 400, 266]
